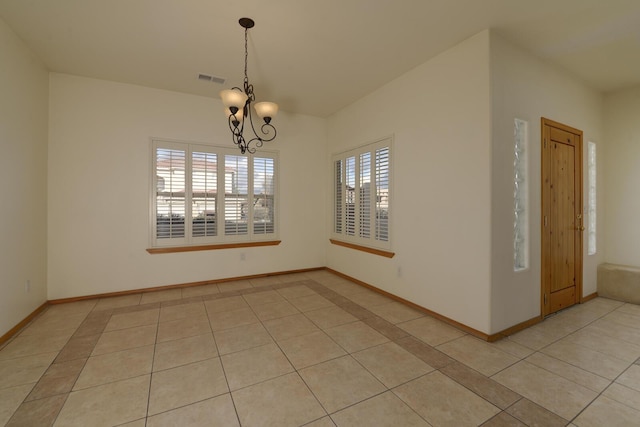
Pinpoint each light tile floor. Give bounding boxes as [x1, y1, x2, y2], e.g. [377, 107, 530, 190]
[1, 270, 640, 426]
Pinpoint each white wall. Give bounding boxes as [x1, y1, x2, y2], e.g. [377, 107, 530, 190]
[2, 21, 616, 340]
[604, 86, 640, 268]
[327, 31, 493, 334]
[47, 74, 327, 300]
[489, 32, 604, 332]
[0, 17, 49, 336]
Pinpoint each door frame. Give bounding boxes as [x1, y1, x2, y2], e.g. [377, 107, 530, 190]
[540, 117, 584, 317]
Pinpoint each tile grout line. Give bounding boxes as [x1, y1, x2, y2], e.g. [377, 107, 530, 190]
[497, 301, 640, 425]
[202, 293, 243, 427]
[234, 284, 330, 421]
[143, 308, 162, 425]
[565, 334, 640, 425]
[272, 283, 366, 421]
[298, 281, 447, 425]
[7, 307, 111, 426]
[5, 274, 637, 425]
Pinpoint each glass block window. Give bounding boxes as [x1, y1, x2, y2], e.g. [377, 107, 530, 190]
[588, 141, 596, 255]
[514, 119, 528, 271]
[333, 137, 392, 250]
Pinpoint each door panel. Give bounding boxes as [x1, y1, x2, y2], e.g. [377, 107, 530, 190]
[542, 118, 583, 316]
[550, 140, 575, 294]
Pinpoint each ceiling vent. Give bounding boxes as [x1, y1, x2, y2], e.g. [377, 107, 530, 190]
[197, 73, 225, 84]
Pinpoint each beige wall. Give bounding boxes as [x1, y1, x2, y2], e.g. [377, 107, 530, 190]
[327, 31, 493, 334]
[0, 17, 49, 335]
[2, 23, 625, 339]
[47, 74, 327, 300]
[604, 86, 640, 268]
[326, 30, 607, 335]
[489, 33, 604, 333]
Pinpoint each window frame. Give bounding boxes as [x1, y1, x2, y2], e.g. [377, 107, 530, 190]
[331, 136, 393, 253]
[149, 138, 279, 249]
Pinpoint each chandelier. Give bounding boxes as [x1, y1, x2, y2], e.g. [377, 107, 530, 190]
[220, 18, 278, 154]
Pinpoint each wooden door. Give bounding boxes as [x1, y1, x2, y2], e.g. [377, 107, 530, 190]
[541, 118, 583, 316]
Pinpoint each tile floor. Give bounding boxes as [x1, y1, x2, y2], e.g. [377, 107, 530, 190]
[1, 270, 639, 426]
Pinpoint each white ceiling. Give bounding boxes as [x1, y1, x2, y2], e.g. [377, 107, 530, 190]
[1, 0, 639, 117]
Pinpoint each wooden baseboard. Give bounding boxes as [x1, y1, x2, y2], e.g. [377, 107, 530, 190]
[581, 292, 598, 303]
[488, 315, 543, 342]
[490, 291, 599, 340]
[0, 302, 49, 347]
[49, 267, 326, 305]
[11, 267, 575, 345]
[325, 268, 495, 341]
[325, 268, 552, 342]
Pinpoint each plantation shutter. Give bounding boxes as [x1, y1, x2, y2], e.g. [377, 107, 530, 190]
[151, 139, 278, 247]
[253, 156, 276, 235]
[345, 156, 356, 236]
[359, 152, 371, 238]
[331, 137, 392, 251]
[155, 147, 186, 241]
[334, 160, 343, 234]
[375, 147, 390, 242]
[224, 154, 249, 235]
[191, 150, 217, 238]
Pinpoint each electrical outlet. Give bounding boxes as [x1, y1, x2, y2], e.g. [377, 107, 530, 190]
[25, 280, 31, 293]
[397, 267, 402, 278]
[240, 252, 246, 261]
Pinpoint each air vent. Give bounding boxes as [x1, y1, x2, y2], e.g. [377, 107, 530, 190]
[197, 73, 226, 85]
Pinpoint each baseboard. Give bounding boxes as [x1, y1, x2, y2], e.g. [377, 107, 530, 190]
[325, 268, 556, 342]
[489, 293, 598, 340]
[488, 315, 543, 342]
[4, 268, 325, 344]
[325, 268, 496, 341]
[49, 267, 326, 305]
[10, 267, 575, 345]
[0, 302, 49, 348]
[582, 292, 598, 303]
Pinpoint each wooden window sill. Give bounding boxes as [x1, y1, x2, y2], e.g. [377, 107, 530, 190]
[147, 240, 281, 254]
[329, 239, 395, 258]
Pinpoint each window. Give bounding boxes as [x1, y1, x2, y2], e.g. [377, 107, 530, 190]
[588, 141, 596, 255]
[332, 137, 391, 251]
[151, 139, 277, 247]
[513, 118, 528, 271]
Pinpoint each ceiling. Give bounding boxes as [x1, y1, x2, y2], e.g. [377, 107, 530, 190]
[1, 0, 639, 117]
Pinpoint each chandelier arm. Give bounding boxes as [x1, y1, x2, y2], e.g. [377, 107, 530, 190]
[244, 83, 255, 103]
[227, 108, 245, 136]
[246, 106, 277, 142]
[246, 143, 258, 155]
[234, 132, 247, 154]
[261, 123, 277, 141]
[227, 112, 248, 154]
